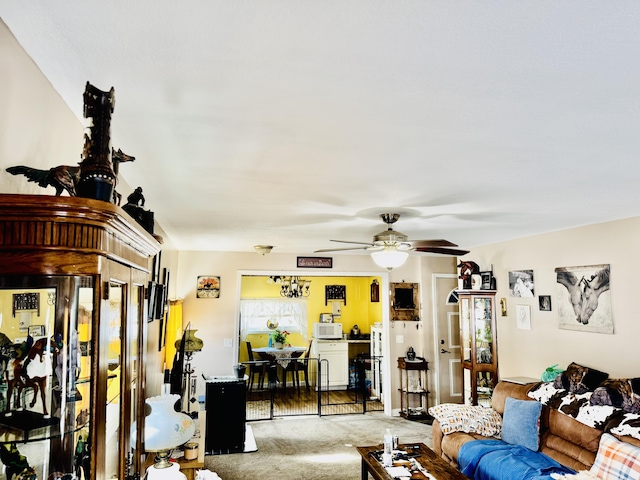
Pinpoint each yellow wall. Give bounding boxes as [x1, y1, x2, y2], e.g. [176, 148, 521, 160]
[240, 275, 382, 354]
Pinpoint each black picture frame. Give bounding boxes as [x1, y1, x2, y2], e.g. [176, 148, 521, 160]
[539, 295, 552, 311]
[479, 271, 493, 290]
[147, 281, 157, 322]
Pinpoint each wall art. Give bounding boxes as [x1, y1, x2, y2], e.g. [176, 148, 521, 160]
[197, 276, 220, 298]
[516, 304, 531, 330]
[508, 270, 534, 297]
[297, 256, 332, 268]
[555, 264, 612, 334]
[539, 295, 552, 311]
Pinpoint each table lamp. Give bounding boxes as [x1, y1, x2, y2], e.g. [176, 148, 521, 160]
[137, 393, 196, 480]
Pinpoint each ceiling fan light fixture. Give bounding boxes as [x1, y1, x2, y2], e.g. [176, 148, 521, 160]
[371, 247, 409, 270]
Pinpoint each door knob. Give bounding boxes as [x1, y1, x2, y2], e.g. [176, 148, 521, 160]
[440, 348, 451, 354]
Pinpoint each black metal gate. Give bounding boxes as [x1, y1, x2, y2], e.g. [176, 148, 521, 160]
[243, 356, 384, 421]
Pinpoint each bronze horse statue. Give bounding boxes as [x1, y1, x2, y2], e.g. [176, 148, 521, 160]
[6, 147, 134, 203]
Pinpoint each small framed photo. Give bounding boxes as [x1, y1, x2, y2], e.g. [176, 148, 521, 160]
[197, 276, 220, 298]
[479, 271, 493, 290]
[539, 295, 552, 311]
[28, 325, 45, 337]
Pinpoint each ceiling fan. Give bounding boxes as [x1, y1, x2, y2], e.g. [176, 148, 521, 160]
[314, 213, 470, 269]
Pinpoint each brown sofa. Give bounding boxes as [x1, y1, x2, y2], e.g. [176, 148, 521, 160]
[432, 381, 640, 472]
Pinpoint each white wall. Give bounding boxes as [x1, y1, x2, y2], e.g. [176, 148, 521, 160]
[1, 20, 83, 189]
[464, 216, 640, 379]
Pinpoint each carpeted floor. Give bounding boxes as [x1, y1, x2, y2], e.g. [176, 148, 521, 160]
[203, 413, 433, 480]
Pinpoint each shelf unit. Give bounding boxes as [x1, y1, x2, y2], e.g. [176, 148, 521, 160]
[390, 282, 420, 322]
[458, 290, 498, 406]
[397, 357, 429, 419]
[0, 194, 160, 479]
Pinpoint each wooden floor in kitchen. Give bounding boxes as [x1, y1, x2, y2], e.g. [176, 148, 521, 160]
[246, 384, 383, 420]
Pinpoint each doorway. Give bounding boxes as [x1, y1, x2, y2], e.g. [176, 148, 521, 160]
[432, 274, 463, 405]
[236, 271, 392, 417]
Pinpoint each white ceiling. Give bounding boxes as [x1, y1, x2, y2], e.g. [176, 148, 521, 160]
[3, 2, 640, 255]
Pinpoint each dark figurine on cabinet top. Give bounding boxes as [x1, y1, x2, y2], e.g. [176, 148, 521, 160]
[122, 187, 154, 235]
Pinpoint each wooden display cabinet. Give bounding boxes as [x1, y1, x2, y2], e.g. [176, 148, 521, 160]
[457, 290, 498, 406]
[0, 194, 160, 479]
[397, 357, 430, 419]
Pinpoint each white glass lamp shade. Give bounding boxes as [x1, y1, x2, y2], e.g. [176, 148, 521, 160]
[371, 247, 409, 270]
[142, 394, 195, 452]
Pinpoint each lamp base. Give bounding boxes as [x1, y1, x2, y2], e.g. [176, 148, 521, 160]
[146, 462, 187, 480]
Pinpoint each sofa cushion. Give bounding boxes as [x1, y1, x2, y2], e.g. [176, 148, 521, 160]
[554, 362, 609, 394]
[428, 403, 502, 437]
[590, 433, 640, 479]
[502, 397, 542, 451]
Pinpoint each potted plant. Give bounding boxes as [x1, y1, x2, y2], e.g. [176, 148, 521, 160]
[271, 329, 289, 349]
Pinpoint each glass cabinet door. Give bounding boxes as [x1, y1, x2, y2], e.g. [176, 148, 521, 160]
[460, 297, 471, 363]
[105, 282, 124, 479]
[0, 276, 94, 480]
[473, 297, 494, 364]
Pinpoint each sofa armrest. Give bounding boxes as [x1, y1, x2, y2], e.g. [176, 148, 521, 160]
[432, 419, 444, 455]
[491, 380, 539, 414]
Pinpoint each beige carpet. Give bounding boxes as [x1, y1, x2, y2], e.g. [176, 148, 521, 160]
[203, 413, 433, 480]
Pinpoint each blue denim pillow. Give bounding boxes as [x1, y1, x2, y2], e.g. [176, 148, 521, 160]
[501, 397, 542, 451]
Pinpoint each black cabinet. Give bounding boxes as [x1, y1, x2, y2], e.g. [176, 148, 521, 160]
[205, 379, 246, 453]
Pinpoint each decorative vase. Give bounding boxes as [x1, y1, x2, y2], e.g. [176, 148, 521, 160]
[274, 342, 283, 349]
[131, 393, 195, 470]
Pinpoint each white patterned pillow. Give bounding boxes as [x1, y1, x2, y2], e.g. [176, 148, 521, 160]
[428, 404, 502, 437]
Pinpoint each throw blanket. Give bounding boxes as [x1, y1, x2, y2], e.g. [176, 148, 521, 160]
[459, 440, 576, 480]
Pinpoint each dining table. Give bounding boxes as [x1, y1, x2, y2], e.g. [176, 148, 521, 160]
[252, 346, 307, 368]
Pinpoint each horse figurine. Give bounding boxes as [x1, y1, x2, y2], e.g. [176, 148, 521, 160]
[6, 146, 135, 202]
[5, 335, 59, 417]
[457, 260, 480, 289]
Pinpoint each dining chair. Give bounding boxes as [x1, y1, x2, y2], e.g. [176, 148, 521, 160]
[281, 349, 305, 392]
[245, 341, 267, 391]
[283, 339, 313, 393]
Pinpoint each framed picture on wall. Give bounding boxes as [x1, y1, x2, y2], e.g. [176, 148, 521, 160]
[197, 276, 220, 298]
[28, 325, 45, 337]
[539, 295, 552, 311]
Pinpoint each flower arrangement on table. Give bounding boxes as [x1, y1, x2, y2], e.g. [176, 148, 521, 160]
[271, 329, 289, 348]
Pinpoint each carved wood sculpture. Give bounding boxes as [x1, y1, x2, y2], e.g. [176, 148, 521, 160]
[76, 82, 117, 202]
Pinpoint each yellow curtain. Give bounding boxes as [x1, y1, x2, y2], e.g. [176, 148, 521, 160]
[165, 298, 183, 368]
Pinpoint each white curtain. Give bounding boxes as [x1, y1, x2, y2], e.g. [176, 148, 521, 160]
[239, 299, 308, 341]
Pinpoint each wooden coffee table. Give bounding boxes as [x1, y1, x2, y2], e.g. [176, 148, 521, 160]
[356, 443, 469, 480]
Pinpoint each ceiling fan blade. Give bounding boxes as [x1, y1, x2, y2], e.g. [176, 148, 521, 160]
[410, 239, 458, 248]
[414, 246, 470, 256]
[330, 239, 375, 246]
[314, 246, 370, 253]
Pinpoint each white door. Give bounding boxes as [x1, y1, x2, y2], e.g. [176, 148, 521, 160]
[433, 274, 463, 404]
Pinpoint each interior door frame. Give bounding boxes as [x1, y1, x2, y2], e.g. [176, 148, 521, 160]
[236, 269, 393, 416]
[431, 273, 459, 405]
